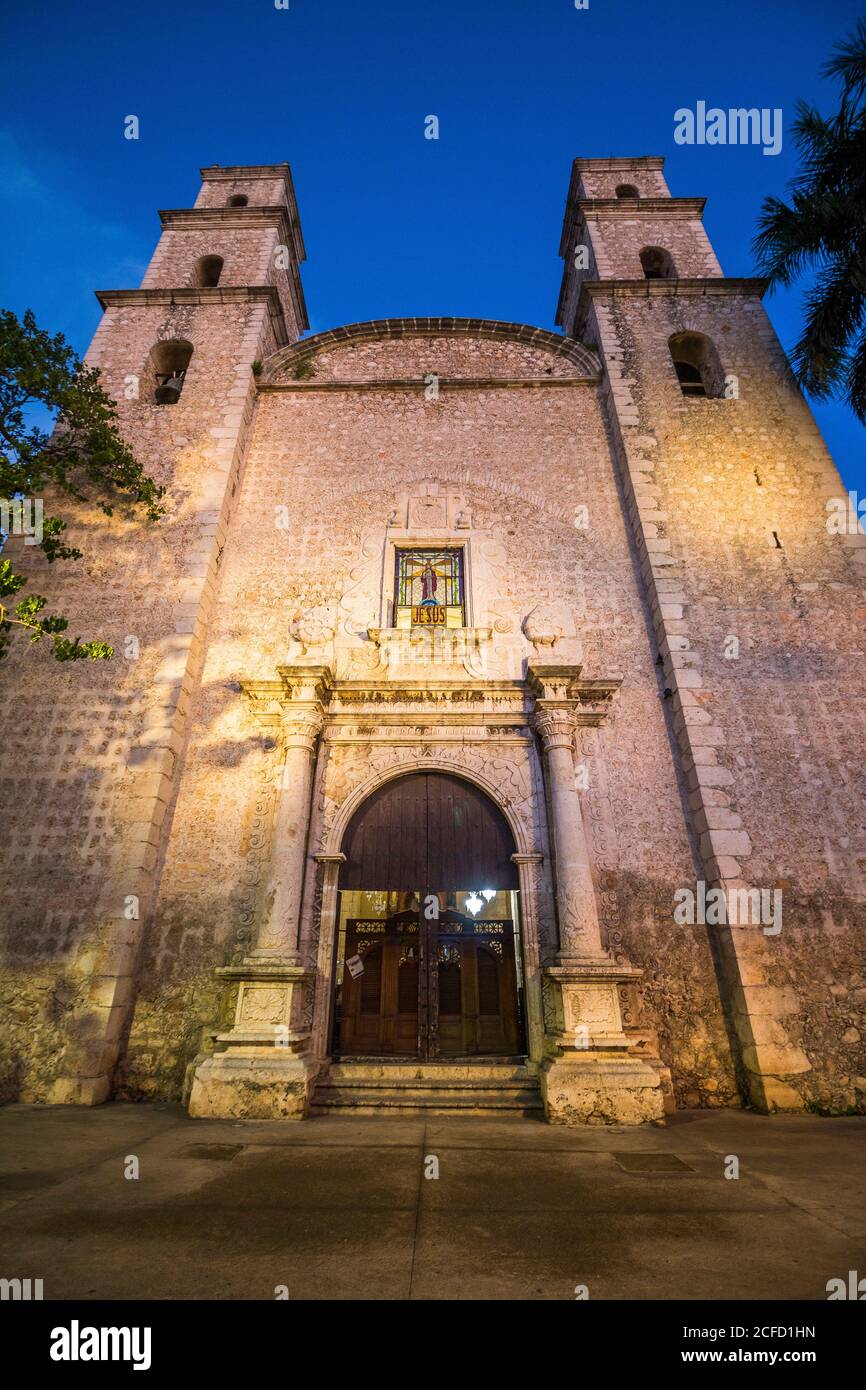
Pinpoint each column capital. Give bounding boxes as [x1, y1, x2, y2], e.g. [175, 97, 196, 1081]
[240, 664, 334, 729]
[313, 852, 347, 865]
[511, 852, 544, 866]
[527, 662, 583, 702]
[283, 708, 324, 751]
[527, 661, 621, 728]
[531, 707, 578, 753]
[279, 665, 331, 750]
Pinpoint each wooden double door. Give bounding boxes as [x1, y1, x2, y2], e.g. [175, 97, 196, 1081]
[332, 772, 526, 1059]
[336, 902, 523, 1058]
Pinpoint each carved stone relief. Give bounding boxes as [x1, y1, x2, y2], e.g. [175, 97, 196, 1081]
[240, 986, 288, 1025]
[291, 607, 336, 657]
[408, 494, 448, 529]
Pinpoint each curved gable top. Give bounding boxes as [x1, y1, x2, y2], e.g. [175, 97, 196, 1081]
[262, 317, 602, 384]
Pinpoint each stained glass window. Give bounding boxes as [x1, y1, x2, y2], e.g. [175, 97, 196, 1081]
[394, 548, 464, 628]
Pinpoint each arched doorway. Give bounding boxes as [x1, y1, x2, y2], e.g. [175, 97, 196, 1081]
[330, 771, 526, 1059]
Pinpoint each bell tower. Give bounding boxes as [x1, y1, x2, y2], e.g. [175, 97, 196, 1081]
[90, 162, 307, 400]
[41, 164, 308, 1103]
[557, 155, 866, 1113]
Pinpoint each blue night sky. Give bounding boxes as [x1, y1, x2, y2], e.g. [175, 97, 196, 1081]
[1, 0, 863, 494]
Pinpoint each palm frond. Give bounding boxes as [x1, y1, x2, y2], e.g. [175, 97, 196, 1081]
[790, 262, 865, 398]
[844, 327, 866, 422]
[753, 197, 818, 286]
[823, 17, 866, 102]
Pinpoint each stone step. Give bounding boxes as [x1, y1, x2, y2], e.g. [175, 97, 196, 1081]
[311, 1061, 544, 1115]
[324, 1060, 532, 1086]
[311, 1090, 544, 1115]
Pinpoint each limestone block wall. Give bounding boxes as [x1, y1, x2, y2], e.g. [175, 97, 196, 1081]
[582, 284, 866, 1111]
[290, 335, 582, 381]
[574, 161, 671, 199]
[586, 212, 722, 281]
[88, 300, 278, 421]
[147, 164, 309, 334]
[0, 297, 283, 1103]
[141, 222, 303, 337]
[193, 170, 292, 211]
[142, 227, 278, 293]
[556, 242, 601, 352]
[557, 159, 722, 331]
[116, 328, 738, 1107]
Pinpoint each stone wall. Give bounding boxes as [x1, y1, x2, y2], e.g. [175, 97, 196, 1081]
[581, 282, 866, 1112]
[587, 213, 722, 281]
[116, 328, 738, 1107]
[193, 170, 292, 211]
[574, 160, 670, 200]
[142, 226, 277, 293]
[0, 283, 291, 1102]
[4, 157, 862, 1118]
[283, 335, 583, 381]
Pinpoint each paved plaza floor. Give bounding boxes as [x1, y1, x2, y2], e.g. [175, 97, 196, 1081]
[1, 1104, 864, 1300]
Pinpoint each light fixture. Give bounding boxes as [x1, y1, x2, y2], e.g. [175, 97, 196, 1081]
[481, 889, 496, 902]
[465, 892, 483, 916]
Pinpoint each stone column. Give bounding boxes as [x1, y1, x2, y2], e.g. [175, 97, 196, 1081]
[528, 663, 666, 1125]
[510, 852, 545, 1061]
[310, 852, 346, 1058]
[531, 709, 605, 961]
[253, 709, 323, 962]
[188, 665, 331, 1119]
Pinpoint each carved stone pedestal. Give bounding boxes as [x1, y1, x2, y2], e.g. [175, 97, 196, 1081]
[528, 664, 667, 1126]
[540, 958, 667, 1125]
[541, 1051, 666, 1126]
[190, 666, 329, 1119]
[189, 962, 319, 1119]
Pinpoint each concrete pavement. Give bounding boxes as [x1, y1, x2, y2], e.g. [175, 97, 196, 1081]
[1, 1104, 864, 1300]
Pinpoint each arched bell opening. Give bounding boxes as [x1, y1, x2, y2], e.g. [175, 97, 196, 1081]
[330, 770, 527, 1060]
[193, 254, 224, 288]
[640, 245, 676, 280]
[669, 330, 726, 398]
[149, 338, 193, 405]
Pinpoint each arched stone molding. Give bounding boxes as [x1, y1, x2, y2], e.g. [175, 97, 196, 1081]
[320, 756, 538, 860]
[261, 316, 602, 384]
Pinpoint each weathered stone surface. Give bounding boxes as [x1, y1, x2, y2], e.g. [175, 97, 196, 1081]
[540, 1055, 666, 1126]
[1, 155, 863, 1122]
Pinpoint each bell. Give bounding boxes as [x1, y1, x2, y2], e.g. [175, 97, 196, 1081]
[154, 373, 183, 405]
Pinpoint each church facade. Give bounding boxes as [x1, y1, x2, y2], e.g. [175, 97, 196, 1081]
[2, 158, 865, 1123]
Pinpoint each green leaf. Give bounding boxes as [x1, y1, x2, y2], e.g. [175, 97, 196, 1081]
[0, 307, 163, 662]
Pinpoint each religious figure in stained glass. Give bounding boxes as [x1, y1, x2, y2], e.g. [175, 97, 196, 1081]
[420, 561, 438, 605]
